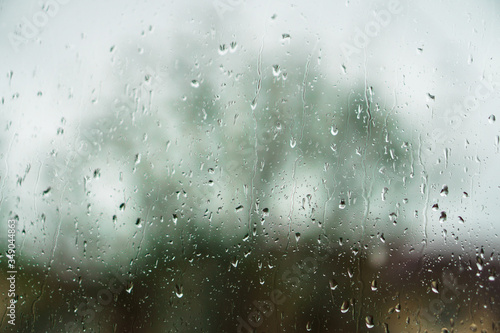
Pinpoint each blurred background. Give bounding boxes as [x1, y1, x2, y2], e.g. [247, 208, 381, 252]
[0, 0, 499, 332]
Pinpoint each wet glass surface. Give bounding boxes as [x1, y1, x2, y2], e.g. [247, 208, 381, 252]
[1, 0, 499, 332]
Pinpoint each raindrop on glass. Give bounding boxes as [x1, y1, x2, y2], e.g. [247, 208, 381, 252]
[229, 41, 238, 53]
[251, 98, 257, 110]
[272, 64, 281, 77]
[329, 279, 338, 290]
[218, 44, 228, 55]
[339, 199, 346, 209]
[365, 315, 374, 329]
[440, 185, 448, 196]
[431, 280, 439, 293]
[340, 300, 349, 313]
[476, 257, 484, 271]
[439, 211, 447, 223]
[175, 284, 183, 298]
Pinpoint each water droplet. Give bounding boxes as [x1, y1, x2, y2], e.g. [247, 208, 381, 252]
[191, 80, 199, 88]
[469, 323, 478, 332]
[476, 257, 484, 271]
[381, 187, 388, 201]
[229, 41, 238, 53]
[218, 44, 228, 55]
[439, 211, 447, 223]
[135, 153, 141, 165]
[119, 203, 126, 211]
[135, 218, 143, 228]
[306, 321, 312, 331]
[231, 257, 239, 267]
[126, 282, 134, 294]
[272, 64, 281, 77]
[330, 126, 339, 136]
[251, 98, 257, 110]
[295, 232, 301, 242]
[440, 185, 449, 196]
[371, 280, 378, 291]
[329, 279, 338, 290]
[42, 187, 51, 196]
[432, 203, 439, 211]
[172, 214, 178, 225]
[282, 33, 291, 41]
[389, 212, 397, 224]
[290, 137, 296, 148]
[340, 300, 350, 313]
[431, 280, 439, 293]
[175, 284, 183, 298]
[339, 199, 346, 209]
[235, 205, 244, 212]
[365, 315, 374, 329]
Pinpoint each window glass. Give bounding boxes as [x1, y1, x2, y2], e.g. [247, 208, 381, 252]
[1, 0, 499, 332]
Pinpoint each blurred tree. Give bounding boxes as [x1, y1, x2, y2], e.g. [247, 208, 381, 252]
[3, 19, 498, 333]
